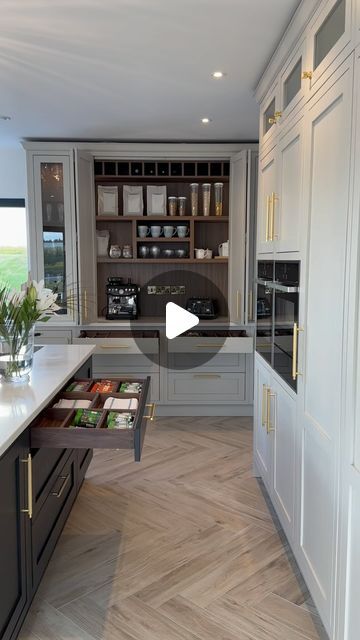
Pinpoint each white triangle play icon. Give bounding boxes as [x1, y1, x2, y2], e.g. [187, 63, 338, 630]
[166, 302, 199, 339]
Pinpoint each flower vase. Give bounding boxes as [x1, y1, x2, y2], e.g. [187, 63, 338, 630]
[0, 325, 35, 383]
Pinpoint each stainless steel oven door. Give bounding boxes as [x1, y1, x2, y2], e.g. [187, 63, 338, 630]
[256, 278, 273, 365]
[273, 282, 299, 391]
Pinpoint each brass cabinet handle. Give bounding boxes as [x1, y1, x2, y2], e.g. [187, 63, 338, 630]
[248, 290, 254, 322]
[21, 453, 33, 519]
[236, 291, 241, 319]
[270, 192, 278, 241]
[144, 402, 156, 421]
[262, 385, 268, 427]
[84, 289, 88, 322]
[193, 374, 221, 379]
[100, 344, 130, 349]
[268, 111, 282, 125]
[52, 474, 70, 498]
[292, 322, 304, 380]
[267, 391, 276, 434]
[302, 70, 313, 80]
[265, 195, 271, 241]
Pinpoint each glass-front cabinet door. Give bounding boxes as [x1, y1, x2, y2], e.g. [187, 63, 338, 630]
[259, 80, 280, 152]
[306, 0, 351, 92]
[31, 154, 77, 323]
[279, 39, 308, 123]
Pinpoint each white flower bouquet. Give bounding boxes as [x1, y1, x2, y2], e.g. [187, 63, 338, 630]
[0, 277, 60, 381]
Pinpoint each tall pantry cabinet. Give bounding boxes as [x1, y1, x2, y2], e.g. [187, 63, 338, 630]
[254, 0, 360, 638]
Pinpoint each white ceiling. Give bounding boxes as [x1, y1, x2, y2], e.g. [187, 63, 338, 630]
[0, 0, 301, 147]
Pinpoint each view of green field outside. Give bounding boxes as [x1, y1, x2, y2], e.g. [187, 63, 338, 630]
[0, 207, 28, 291]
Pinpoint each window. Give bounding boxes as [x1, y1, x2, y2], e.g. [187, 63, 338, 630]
[0, 198, 28, 290]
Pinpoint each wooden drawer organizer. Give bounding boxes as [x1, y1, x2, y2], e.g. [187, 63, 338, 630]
[30, 377, 152, 462]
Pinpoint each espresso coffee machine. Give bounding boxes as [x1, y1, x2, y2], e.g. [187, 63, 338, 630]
[106, 278, 139, 320]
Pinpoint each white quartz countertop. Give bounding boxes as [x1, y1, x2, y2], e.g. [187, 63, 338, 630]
[0, 344, 95, 457]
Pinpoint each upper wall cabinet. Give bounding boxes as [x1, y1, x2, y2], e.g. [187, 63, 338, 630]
[27, 152, 78, 324]
[304, 0, 353, 94]
[259, 81, 280, 154]
[257, 146, 277, 257]
[278, 39, 308, 126]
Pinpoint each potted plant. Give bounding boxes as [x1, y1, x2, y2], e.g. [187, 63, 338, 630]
[0, 277, 59, 383]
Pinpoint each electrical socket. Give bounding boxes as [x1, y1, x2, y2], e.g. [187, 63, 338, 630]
[147, 286, 156, 295]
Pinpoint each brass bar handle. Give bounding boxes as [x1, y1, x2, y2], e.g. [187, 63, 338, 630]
[267, 391, 276, 434]
[265, 196, 270, 241]
[248, 290, 254, 322]
[21, 453, 33, 519]
[270, 192, 278, 241]
[100, 345, 130, 349]
[262, 385, 268, 427]
[193, 374, 221, 379]
[84, 289, 88, 322]
[292, 322, 304, 380]
[237, 291, 241, 319]
[144, 402, 156, 421]
[51, 475, 70, 499]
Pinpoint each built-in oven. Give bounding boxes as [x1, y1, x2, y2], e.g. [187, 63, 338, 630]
[273, 262, 300, 391]
[256, 261, 274, 366]
[256, 260, 300, 392]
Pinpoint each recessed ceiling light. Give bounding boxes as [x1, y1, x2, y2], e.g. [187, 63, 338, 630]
[201, 117, 212, 124]
[0, 115, 11, 121]
[212, 71, 225, 79]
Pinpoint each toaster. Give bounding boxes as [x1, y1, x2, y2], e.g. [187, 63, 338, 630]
[186, 297, 217, 319]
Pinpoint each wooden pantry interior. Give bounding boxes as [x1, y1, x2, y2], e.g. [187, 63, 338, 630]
[24, 144, 258, 326]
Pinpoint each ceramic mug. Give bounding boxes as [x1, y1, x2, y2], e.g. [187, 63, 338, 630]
[163, 225, 176, 238]
[150, 225, 162, 238]
[195, 248, 206, 259]
[176, 225, 189, 238]
[204, 249, 213, 259]
[218, 241, 229, 257]
[138, 225, 150, 238]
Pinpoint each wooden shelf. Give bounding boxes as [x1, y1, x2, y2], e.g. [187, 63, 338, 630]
[136, 237, 190, 243]
[97, 258, 228, 265]
[96, 216, 229, 222]
[94, 176, 229, 184]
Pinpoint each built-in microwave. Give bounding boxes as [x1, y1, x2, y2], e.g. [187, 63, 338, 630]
[256, 261, 300, 392]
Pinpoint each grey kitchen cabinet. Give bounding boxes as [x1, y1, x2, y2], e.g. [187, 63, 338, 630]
[0, 432, 30, 640]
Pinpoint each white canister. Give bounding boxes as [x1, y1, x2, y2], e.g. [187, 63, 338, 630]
[96, 230, 110, 257]
[218, 240, 229, 257]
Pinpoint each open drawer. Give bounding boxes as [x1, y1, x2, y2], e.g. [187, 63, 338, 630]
[73, 330, 159, 355]
[167, 330, 253, 354]
[30, 376, 153, 462]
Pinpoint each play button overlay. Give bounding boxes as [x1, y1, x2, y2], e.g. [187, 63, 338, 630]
[166, 302, 199, 339]
[130, 269, 229, 370]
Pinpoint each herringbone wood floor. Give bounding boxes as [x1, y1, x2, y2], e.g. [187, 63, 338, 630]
[20, 417, 328, 640]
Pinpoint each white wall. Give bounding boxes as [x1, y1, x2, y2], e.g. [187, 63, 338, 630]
[0, 147, 26, 199]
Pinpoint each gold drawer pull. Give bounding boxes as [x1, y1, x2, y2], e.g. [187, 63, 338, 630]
[302, 70, 313, 80]
[262, 385, 268, 427]
[52, 475, 70, 498]
[292, 322, 304, 380]
[21, 453, 33, 519]
[193, 374, 221, 379]
[144, 403, 156, 421]
[100, 344, 130, 349]
[267, 391, 276, 434]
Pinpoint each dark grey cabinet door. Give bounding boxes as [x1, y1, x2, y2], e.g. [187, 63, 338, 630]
[0, 432, 30, 640]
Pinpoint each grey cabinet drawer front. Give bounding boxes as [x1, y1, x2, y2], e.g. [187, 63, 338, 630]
[168, 337, 253, 354]
[168, 372, 246, 403]
[168, 353, 246, 371]
[93, 353, 158, 371]
[32, 452, 77, 589]
[34, 330, 72, 345]
[31, 448, 71, 517]
[73, 337, 158, 355]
